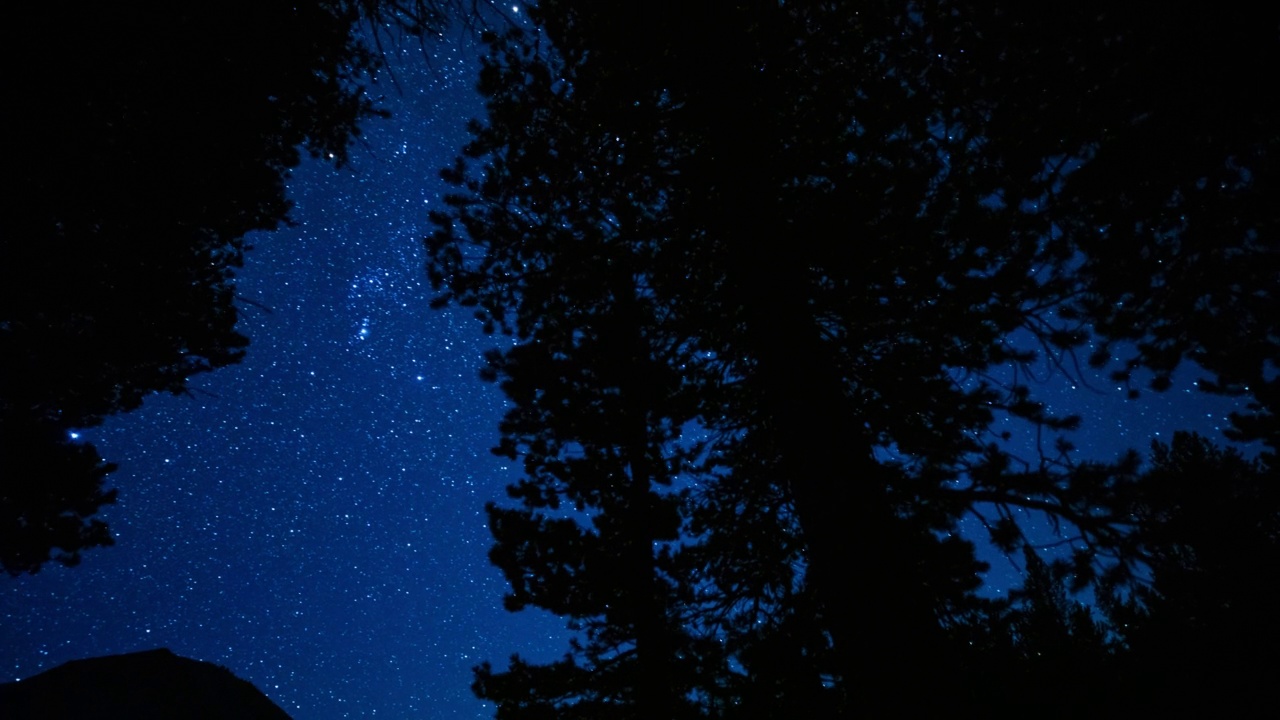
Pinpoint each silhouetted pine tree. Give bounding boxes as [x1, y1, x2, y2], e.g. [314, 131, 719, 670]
[0, 0, 488, 574]
[427, 1, 1276, 713]
[1102, 433, 1278, 713]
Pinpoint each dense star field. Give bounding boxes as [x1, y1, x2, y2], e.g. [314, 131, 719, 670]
[4, 38, 560, 719]
[2, 9, 1268, 720]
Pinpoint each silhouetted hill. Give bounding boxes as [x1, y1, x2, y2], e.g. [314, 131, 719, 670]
[0, 648, 291, 719]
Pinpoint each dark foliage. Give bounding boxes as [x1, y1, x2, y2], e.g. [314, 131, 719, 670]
[422, 1, 1275, 714]
[975, 548, 1117, 716]
[0, 2, 393, 575]
[1104, 433, 1279, 713]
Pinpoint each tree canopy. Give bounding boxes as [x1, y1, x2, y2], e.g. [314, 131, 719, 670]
[426, 2, 1277, 715]
[0, 1, 484, 575]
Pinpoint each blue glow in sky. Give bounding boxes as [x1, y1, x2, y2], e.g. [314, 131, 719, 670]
[1, 24, 1254, 720]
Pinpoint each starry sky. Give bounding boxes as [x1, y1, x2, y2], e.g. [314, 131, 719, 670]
[1, 19, 1259, 720]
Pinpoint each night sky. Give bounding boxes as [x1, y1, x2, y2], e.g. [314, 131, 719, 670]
[1, 20, 1258, 720]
